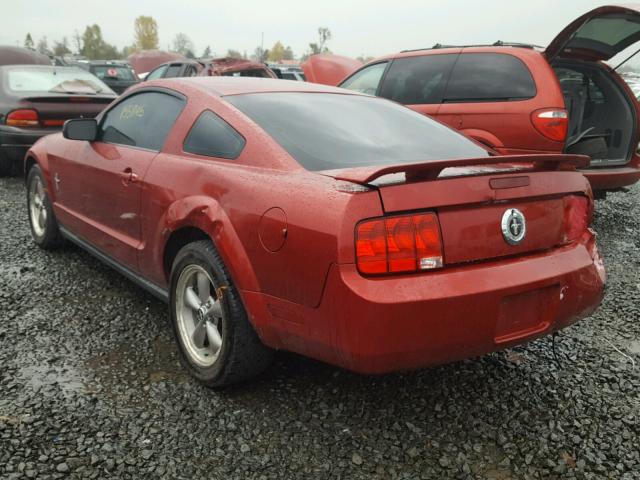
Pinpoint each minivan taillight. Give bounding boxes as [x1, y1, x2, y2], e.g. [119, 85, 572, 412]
[356, 213, 443, 275]
[6, 109, 39, 127]
[562, 195, 591, 244]
[531, 108, 568, 142]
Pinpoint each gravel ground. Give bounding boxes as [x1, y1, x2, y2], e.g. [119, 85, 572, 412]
[0, 175, 639, 480]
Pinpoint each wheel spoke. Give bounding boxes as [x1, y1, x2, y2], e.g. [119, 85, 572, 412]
[209, 299, 222, 318]
[192, 318, 207, 348]
[205, 320, 222, 351]
[184, 286, 201, 311]
[36, 180, 44, 200]
[38, 209, 46, 229]
[196, 272, 210, 303]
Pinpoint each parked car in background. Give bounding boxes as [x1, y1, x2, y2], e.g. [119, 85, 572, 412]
[25, 77, 604, 386]
[328, 5, 640, 193]
[145, 57, 277, 81]
[81, 61, 139, 94]
[268, 63, 306, 81]
[0, 65, 116, 175]
[301, 54, 361, 86]
[127, 49, 186, 79]
[0, 46, 51, 67]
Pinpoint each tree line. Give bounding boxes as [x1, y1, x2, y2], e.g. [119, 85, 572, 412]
[22, 18, 338, 63]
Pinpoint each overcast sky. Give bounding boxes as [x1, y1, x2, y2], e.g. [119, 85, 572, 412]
[2, 1, 615, 59]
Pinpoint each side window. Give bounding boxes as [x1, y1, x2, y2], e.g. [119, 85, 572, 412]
[183, 110, 245, 159]
[444, 53, 536, 102]
[378, 54, 457, 105]
[164, 64, 183, 78]
[100, 91, 185, 151]
[146, 65, 167, 80]
[339, 62, 388, 95]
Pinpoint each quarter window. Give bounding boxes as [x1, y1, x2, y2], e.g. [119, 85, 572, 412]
[340, 62, 388, 95]
[378, 54, 456, 104]
[100, 91, 185, 151]
[444, 53, 536, 102]
[183, 110, 245, 159]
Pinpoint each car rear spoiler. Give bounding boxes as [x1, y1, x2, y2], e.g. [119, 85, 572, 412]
[320, 154, 590, 185]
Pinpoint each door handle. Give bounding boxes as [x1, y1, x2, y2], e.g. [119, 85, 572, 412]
[121, 167, 139, 185]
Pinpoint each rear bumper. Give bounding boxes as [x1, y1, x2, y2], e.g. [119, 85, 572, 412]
[0, 126, 57, 162]
[248, 233, 605, 374]
[580, 165, 640, 191]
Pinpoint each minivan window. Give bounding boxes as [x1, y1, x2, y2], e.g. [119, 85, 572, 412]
[378, 54, 456, 104]
[100, 91, 184, 151]
[146, 65, 167, 80]
[164, 64, 183, 78]
[183, 110, 245, 159]
[444, 53, 536, 102]
[340, 62, 388, 95]
[227, 92, 488, 171]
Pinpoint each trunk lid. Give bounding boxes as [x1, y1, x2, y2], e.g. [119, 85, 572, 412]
[545, 5, 640, 62]
[324, 155, 591, 266]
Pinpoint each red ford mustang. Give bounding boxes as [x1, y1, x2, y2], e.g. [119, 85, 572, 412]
[25, 77, 606, 386]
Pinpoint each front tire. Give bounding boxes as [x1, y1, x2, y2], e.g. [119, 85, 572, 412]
[26, 165, 64, 250]
[169, 240, 273, 387]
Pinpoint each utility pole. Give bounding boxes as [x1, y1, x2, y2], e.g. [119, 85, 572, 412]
[260, 32, 264, 62]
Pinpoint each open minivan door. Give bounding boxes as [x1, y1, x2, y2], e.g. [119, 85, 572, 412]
[545, 5, 640, 62]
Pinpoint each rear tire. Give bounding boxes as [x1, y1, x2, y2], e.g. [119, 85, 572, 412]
[26, 165, 64, 250]
[169, 240, 273, 387]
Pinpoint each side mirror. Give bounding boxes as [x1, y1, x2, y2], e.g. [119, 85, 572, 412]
[63, 118, 98, 141]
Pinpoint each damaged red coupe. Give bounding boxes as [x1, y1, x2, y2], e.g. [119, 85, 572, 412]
[25, 77, 605, 386]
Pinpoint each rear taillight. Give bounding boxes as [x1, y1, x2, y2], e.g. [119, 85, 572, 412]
[356, 212, 443, 275]
[562, 195, 591, 244]
[531, 108, 568, 142]
[6, 109, 39, 127]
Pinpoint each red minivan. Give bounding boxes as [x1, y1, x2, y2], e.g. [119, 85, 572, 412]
[335, 5, 640, 193]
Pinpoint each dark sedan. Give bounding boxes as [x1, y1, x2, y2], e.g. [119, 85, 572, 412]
[0, 65, 116, 175]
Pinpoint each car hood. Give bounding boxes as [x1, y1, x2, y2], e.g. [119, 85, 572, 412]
[301, 54, 362, 86]
[545, 4, 640, 62]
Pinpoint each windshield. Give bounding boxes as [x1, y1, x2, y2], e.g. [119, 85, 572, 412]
[5, 66, 113, 95]
[91, 65, 135, 81]
[226, 92, 489, 171]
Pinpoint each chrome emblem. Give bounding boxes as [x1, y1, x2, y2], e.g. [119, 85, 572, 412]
[501, 208, 526, 245]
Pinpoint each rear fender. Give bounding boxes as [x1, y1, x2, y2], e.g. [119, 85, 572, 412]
[161, 195, 260, 294]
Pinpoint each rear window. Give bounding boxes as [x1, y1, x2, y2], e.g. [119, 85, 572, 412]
[91, 65, 135, 81]
[5, 66, 112, 94]
[379, 54, 456, 104]
[444, 53, 536, 102]
[226, 92, 488, 171]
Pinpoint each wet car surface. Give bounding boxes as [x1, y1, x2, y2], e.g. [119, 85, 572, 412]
[1, 175, 638, 478]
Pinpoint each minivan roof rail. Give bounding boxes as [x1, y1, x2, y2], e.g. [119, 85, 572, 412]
[400, 41, 544, 53]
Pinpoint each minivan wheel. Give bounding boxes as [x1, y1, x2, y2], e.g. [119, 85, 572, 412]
[169, 240, 273, 387]
[26, 165, 64, 249]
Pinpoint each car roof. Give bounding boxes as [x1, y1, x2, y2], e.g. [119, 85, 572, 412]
[372, 45, 544, 62]
[144, 76, 358, 97]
